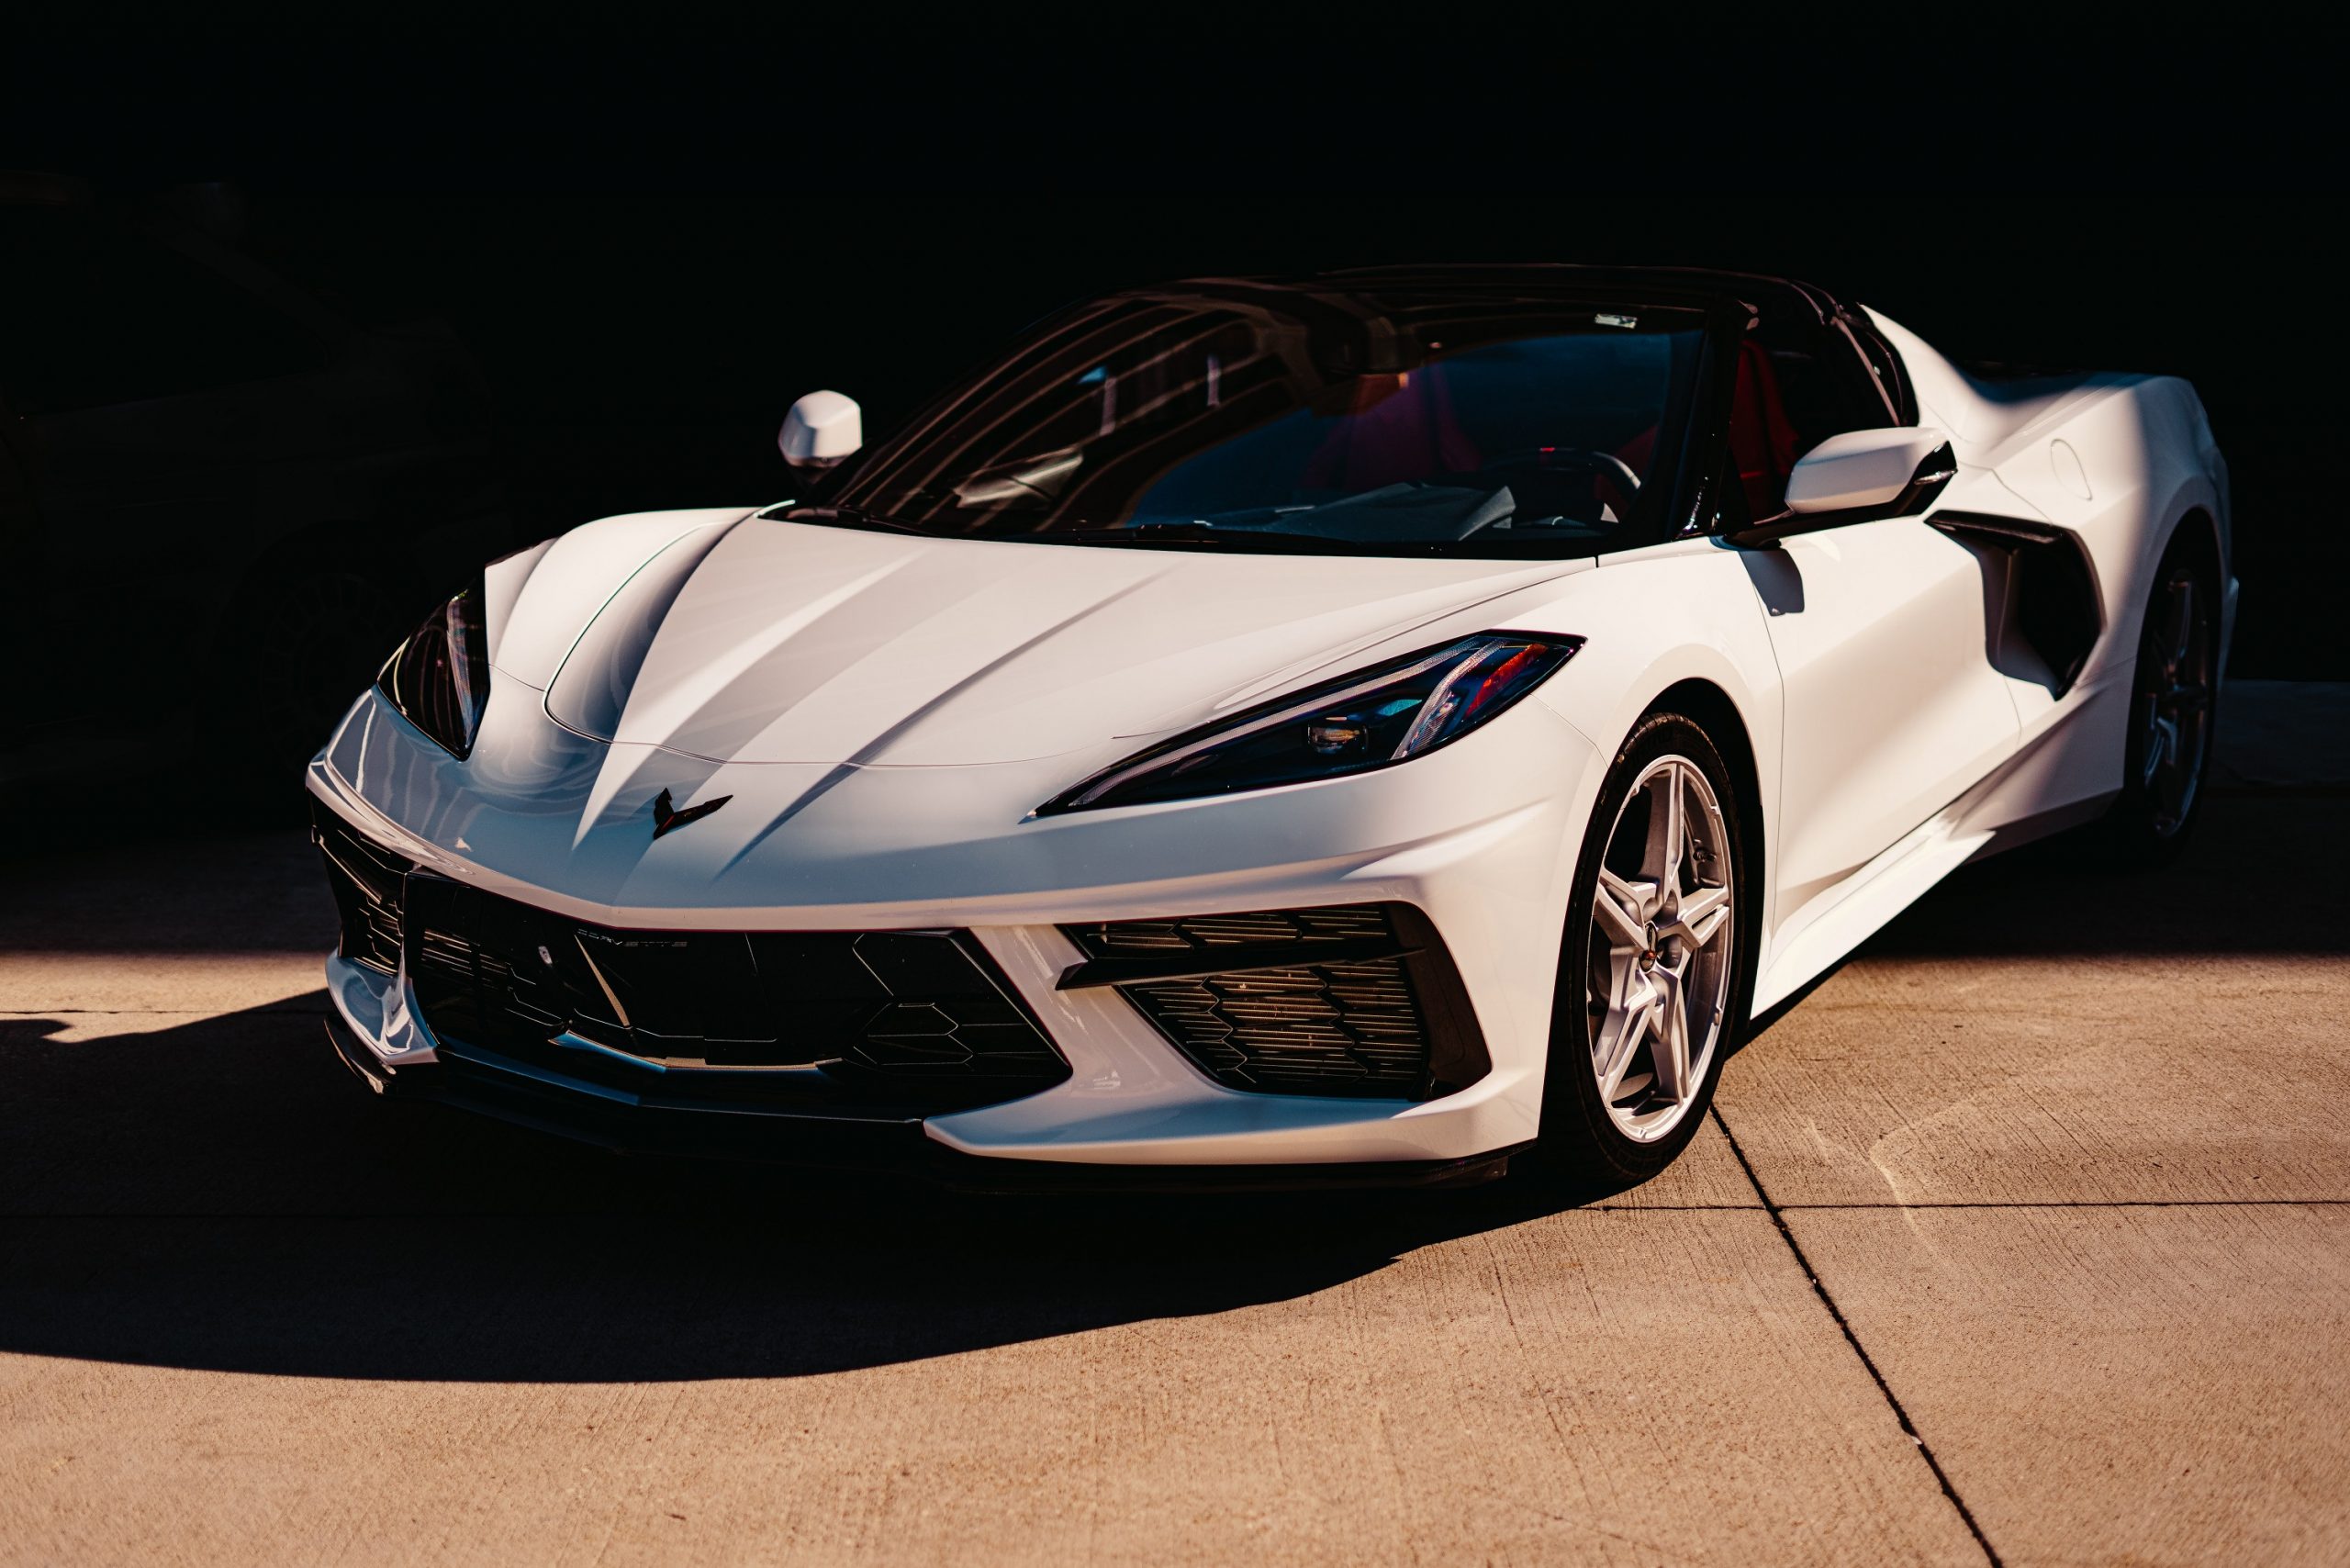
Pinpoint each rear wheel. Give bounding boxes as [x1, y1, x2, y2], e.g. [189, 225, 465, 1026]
[1535, 711, 1750, 1186]
[2103, 543, 2218, 864]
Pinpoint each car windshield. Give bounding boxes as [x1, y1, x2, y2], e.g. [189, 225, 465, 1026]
[813, 286, 1708, 555]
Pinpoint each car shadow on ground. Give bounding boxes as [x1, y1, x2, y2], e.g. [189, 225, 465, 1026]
[1812, 795, 2348, 959]
[3, 796, 2338, 1384]
[0, 1002, 1625, 1384]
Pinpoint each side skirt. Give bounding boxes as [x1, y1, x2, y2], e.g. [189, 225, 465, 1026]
[1751, 808, 1990, 1014]
[1750, 700, 2128, 1014]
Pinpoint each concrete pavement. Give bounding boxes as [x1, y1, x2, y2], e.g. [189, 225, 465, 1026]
[2, 701, 2345, 1563]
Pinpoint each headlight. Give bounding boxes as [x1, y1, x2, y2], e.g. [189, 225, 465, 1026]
[377, 583, 490, 757]
[1039, 632, 1582, 815]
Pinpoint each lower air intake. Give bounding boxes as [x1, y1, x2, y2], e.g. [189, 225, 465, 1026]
[1063, 903, 1488, 1100]
[312, 800, 410, 973]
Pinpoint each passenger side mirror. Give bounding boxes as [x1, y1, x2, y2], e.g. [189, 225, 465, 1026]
[1731, 427, 1955, 547]
[778, 390, 863, 469]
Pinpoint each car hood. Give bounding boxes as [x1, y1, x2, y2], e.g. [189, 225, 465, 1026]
[507, 512, 1586, 769]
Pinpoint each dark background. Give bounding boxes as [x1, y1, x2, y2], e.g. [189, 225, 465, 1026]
[7, 21, 2344, 678]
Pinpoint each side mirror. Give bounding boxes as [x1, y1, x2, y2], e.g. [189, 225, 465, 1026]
[1731, 427, 1955, 547]
[778, 390, 863, 469]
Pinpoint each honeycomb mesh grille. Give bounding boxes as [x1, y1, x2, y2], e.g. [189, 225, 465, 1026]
[1068, 905, 1435, 1098]
[404, 876, 1069, 1112]
[306, 809, 1070, 1116]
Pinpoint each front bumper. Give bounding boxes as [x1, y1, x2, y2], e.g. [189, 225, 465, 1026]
[320, 1012, 1525, 1191]
[309, 679, 1604, 1175]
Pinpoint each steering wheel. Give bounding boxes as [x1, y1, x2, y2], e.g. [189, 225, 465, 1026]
[1476, 446, 1640, 497]
[1460, 447, 1642, 537]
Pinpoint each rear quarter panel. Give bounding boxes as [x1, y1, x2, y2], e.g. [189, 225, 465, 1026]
[1975, 375, 2227, 688]
[1868, 310, 2230, 828]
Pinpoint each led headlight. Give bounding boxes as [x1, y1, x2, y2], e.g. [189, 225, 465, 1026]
[1040, 632, 1582, 815]
[377, 583, 490, 757]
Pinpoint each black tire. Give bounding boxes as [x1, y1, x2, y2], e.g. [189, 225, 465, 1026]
[1530, 710, 1754, 1190]
[2100, 537, 2220, 867]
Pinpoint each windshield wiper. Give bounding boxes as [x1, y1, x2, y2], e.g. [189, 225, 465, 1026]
[778, 510, 1438, 555]
[769, 504, 936, 537]
[1030, 523, 1386, 554]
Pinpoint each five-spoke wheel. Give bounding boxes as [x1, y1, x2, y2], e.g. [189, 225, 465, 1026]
[2136, 567, 2215, 839]
[1586, 755, 1736, 1142]
[1539, 711, 1748, 1182]
[2108, 544, 2220, 862]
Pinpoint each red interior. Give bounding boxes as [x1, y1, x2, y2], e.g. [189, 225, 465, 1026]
[1730, 340, 1801, 518]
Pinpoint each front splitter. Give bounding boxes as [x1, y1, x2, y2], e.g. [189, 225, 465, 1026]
[325, 1015, 1523, 1193]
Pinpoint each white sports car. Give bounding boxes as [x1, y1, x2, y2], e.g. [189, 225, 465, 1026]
[308, 266, 2232, 1189]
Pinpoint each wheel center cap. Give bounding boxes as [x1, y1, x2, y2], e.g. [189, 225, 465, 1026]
[1639, 924, 1661, 970]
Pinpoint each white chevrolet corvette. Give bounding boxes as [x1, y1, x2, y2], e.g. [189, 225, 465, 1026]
[308, 267, 2232, 1189]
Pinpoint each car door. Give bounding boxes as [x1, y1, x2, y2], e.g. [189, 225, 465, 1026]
[1723, 299, 2018, 934]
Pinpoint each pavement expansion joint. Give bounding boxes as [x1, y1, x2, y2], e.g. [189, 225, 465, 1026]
[1710, 1103, 2007, 1568]
[1770, 1198, 2350, 1209]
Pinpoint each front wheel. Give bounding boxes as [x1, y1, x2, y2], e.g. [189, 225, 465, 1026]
[1534, 711, 1751, 1186]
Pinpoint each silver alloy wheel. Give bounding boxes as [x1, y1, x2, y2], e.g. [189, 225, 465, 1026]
[1585, 755, 1734, 1142]
[2138, 571, 2214, 837]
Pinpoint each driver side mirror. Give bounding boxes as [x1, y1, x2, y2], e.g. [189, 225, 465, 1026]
[1730, 427, 1955, 547]
[778, 390, 863, 470]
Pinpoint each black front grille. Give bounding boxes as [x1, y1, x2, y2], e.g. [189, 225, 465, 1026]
[404, 877, 1068, 1114]
[1064, 903, 1488, 1100]
[312, 801, 411, 972]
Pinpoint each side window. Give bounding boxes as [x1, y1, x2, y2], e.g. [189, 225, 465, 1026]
[1724, 304, 1901, 521]
[0, 210, 328, 416]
